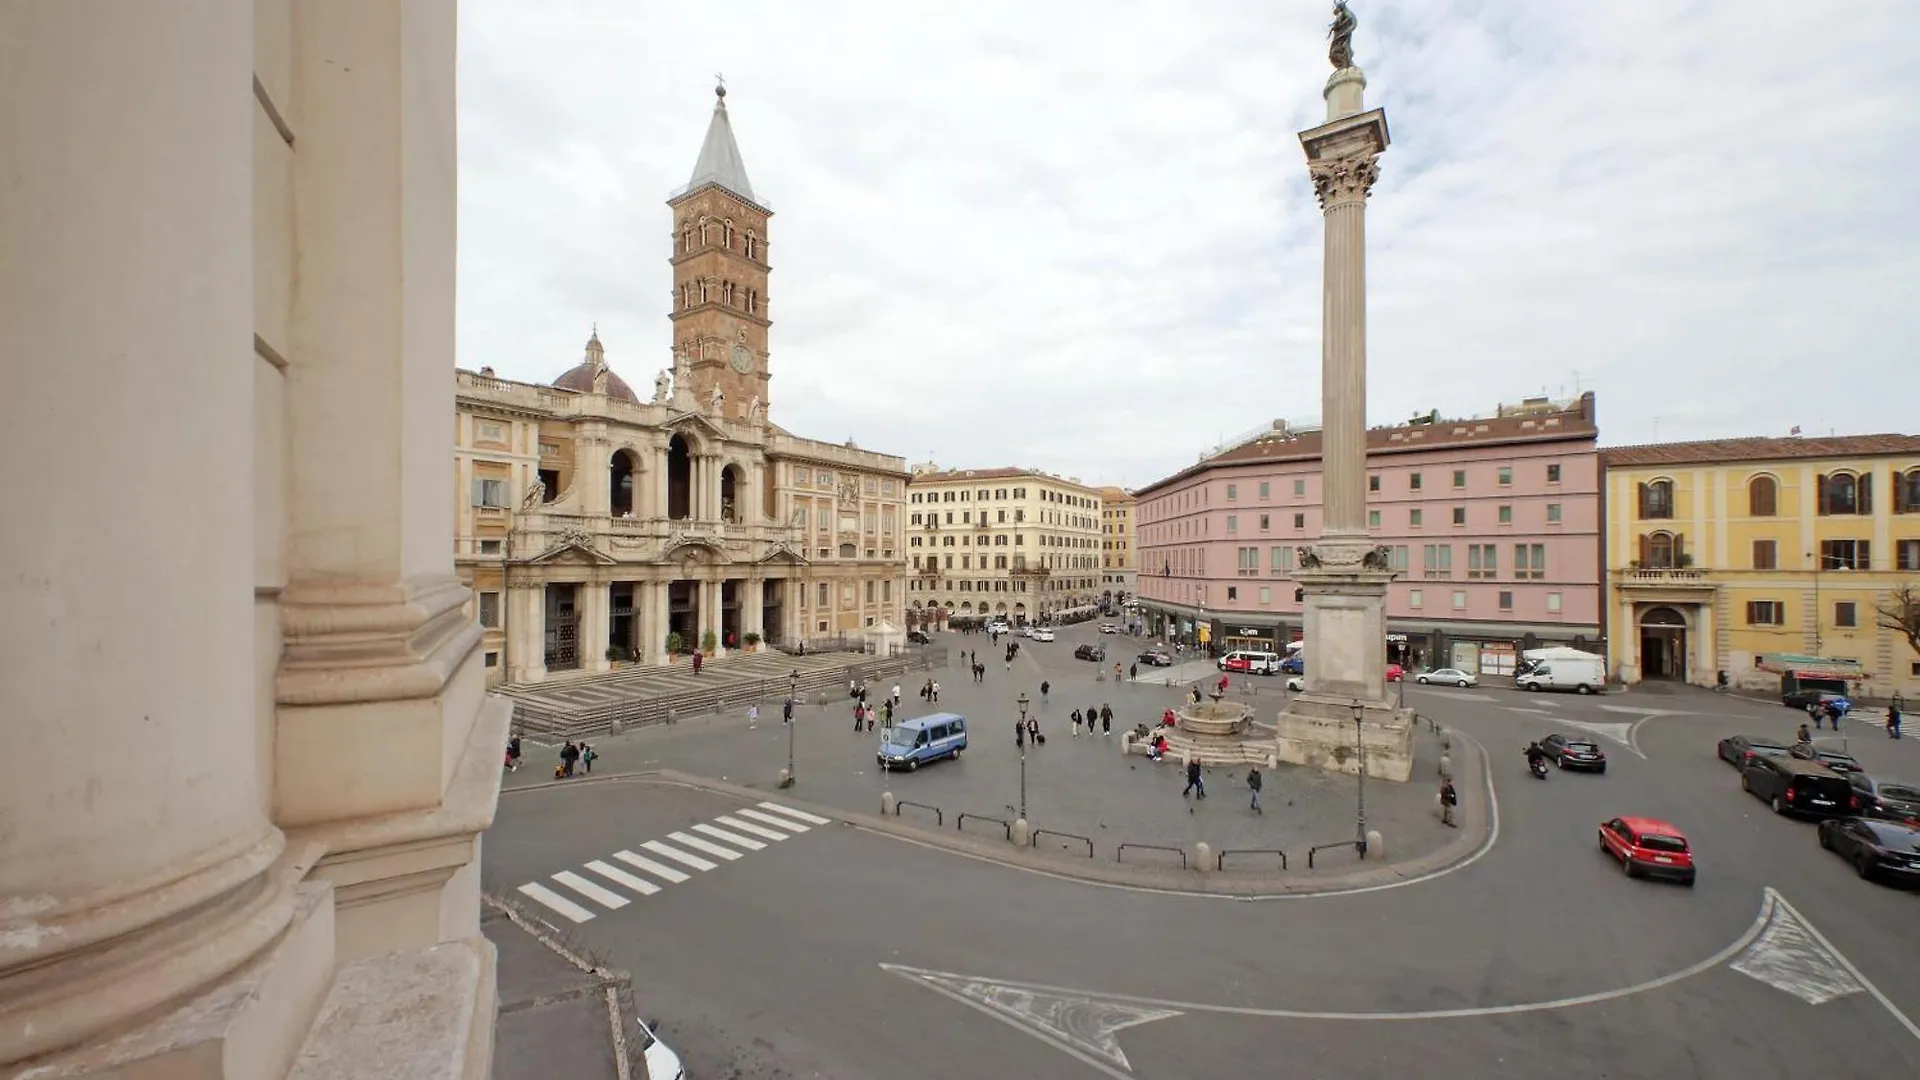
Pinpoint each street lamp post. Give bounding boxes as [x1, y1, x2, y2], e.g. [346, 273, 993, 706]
[781, 669, 799, 788]
[1350, 699, 1368, 855]
[1016, 692, 1031, 821]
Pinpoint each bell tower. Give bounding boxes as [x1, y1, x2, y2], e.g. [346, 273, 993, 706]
[668, 81, 772, 417]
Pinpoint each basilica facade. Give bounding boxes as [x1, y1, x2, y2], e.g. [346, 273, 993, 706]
[455, 87, 909, 684]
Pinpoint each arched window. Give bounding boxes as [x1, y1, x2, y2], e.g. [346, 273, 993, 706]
[1896, 468, 1920, 514]
[721, 281, 734, 306]
[723, 220, 735, 249]
[1819, 472, 1858, 515]
[1747, 475, 1777, 517]
[680, 226, 693, 253]
[1637, 479, 1674, 519]
[1640, 530, 1683, 569]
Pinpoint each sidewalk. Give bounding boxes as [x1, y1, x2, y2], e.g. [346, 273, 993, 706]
[485, 902, 623, 1080]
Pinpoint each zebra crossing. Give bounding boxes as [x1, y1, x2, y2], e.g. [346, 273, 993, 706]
[515, 801, 833, 923]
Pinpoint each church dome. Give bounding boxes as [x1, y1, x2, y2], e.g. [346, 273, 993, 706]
[550, 328, 639, 403]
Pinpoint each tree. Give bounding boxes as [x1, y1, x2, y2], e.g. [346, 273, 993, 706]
[1876, 584, 1920, 657]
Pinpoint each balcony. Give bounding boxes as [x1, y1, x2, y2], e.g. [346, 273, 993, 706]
[1613, 566, 1716, 592]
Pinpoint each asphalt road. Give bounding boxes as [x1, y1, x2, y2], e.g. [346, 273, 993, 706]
[486, 645, 1920, 1079]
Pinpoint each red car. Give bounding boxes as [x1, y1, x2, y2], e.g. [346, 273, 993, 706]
[1598, 816, 1695, 886]
[1386, 664, 1404, 682]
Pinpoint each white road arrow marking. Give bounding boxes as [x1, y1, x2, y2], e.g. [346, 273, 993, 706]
[1596, 704, 1666, 716]
[883, 964, 1181, 1078]
[1548, 718, 1641, 752]
[1731, 892, 1865, 1005]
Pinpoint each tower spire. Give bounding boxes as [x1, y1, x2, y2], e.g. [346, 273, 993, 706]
[685, 79, 757, 203]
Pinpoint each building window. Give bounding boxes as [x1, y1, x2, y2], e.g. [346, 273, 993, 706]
[1497, 467, 1513, 486]
[1368, 510, 1381, 528]
[1752, 539, 1777, 570]
[1238, 546, 1259, 575]
[1638, 479, 1674, 520]
[1452, 469, 1467, 489]
[1259, 586, 1271, 605]
[1227, 514, 1238, 532]
[1746, 600, 1784, 626]
[1641, 531, 1679, 569]
[1498, 590, 1514, 611]
[1226, 483, 1238, 500]
[1818, 472, 1870, 516]
[1748, 475, 1777, 517]
[1517, 542, 1546, 579]
[1546, 503, 1562, 523]
[1898, 539, 1920, 571]
[1546, 463, 1562, 483]
[479, 539, 502, 555]
[1410, 508, 1424, 527]
[1452, 507, 1466, 526]
[818, 583, 829, 606]
[1835, 601, 1857, 628]
[1270, 546, 1292, 572]
[1226, 586, 1238, 601]
[484, 651, 499, 668]
[1422, 544, 1452, 579]
[1259, 513, 1270, 531]
[1409, 472, 1422, 490]
[1468, 544, 1497, 579]
[1497, 505, 1513, 525]
[1389, 545, 1410, 572]
[471, 478, 509, 508]
[1898, 469, 1920, 513]
[1409, 588, 1423, 609]
[1293, 479, 1306, 496]
[477, 592, 500, 628]
[1293, 513, 1305, 529]
[1452, 590, 1468, 610]
[1369, 475, 1380, 492]
[1819, 539, 1870, 570]
[1546, 592, 1563, 614]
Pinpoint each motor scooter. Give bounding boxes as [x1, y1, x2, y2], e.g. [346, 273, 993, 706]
[1526, 748, 1549, 780]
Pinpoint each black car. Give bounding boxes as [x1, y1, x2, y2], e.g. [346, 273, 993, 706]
[906, 629, 932, 645]
[1816, 817, 1920, 884]
[1073, 644, 1106, 662]
[1788, 743, 1863, 773]
[1847, 774, 1920, 823]
[1742, 756, 1854, 817]
[1717, 735, 1789, 768]
[1137, 649, 1174, 667]
[1541, 734, 1607, 773]
[1784, 688, 1851, 711]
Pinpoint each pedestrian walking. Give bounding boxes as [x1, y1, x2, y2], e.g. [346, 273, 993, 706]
[883, 700, 894, 729]
[1247, 767, 1263, 814]
[579, 742, 595, 774]
[504, 734, 521, 772]
[691, 650, 703, 675]
[854, 702, 866, 732]
[1100, 704, 1113, 736]
[892, 684, 901, 709]
[1890, 696, 1904, 739]
[1439, 777, 1459, 827]
[1071, 709, 1083, 736]
[748, 703, 760, 727]
[1040, 680, 1050, 702]
[782, 697, 794, 724]
[1027, 716, 1040, 745]
[931, 680, 941, 703]
[1015, 718, 1025, 748]
[1129, 663, 1138, 681]
[1183, 759, 1206, 799]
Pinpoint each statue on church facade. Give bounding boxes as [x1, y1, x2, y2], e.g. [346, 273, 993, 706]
[654, 369, 671, 404]
[709, 384, 725, 415]
[748, 395, 763, 425]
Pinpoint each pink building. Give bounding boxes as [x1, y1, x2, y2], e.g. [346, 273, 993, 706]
[1134, 394, 1602, 676]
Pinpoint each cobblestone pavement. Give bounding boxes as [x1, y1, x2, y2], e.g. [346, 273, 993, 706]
[505, 623, 1462, 875]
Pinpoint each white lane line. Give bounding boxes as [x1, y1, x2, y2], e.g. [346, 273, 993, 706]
[692, 822, 766, 850]
[1771, 890, 1920, 1045]
[517, 882, 596, 923]
[584, 859, 661, 897]
[551, 870, 631, 910]
[613, 849, 692, 883]
[757, 801, 832, 826]
[667, 830, 744, 861]
[642, 839, 718, 871]
[737, 807, 810, 833]
[714, 814, 792, 841]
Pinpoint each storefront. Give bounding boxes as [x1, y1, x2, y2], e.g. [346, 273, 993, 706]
[1214, 620, 1285, 655]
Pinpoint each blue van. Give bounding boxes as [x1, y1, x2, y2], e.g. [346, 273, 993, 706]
[878, 713, 969, 771]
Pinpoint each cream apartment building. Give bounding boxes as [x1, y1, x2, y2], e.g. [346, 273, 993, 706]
[455, 88, 908, 683]
[905, 466, 1105, 625]
[1100, 485, 1139, 600]
[3, 3, 500, 1076]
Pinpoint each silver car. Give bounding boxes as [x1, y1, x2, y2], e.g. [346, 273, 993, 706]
[1415, 668, 1479, 687]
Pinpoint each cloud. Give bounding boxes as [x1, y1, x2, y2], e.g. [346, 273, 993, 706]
[457, 0, 1920, 489]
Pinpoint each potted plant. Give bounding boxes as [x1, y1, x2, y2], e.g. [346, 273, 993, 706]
[701, 629, 719, 655]
[743, 631, 761, 652]
[606, 646, 626, 667]
[665, 631, 683, 660]
[1677, 553, 1695, 568]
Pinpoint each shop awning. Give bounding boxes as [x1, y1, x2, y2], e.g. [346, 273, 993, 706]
[1755, 654, 1867, 681]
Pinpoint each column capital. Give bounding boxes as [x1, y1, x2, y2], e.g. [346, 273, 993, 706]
[1307, 154, 1380, 211]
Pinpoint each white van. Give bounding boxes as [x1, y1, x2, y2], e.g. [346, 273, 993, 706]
[1217, 649, 1281, 675]
[1514, 654, 1605, 694]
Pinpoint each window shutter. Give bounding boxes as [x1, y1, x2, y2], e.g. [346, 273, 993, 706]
[1815, 474, 1828, 516]
[1858, 540, 1871, 570]
[1859, 473, 1874, 514]
[1636, 482, 1649, 517]
[470, 478, 485, 506]
[1638, 533, 1650, 565]
[1744, 600, 1756, 623]
[1897, 473, 1909, 514]
[1674, 534, 1686, 565]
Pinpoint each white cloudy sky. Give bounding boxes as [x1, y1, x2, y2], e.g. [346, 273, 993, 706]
[458, 1, 1920, 490]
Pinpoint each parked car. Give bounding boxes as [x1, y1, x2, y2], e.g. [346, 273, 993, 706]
[1223, 654, 1280, 675]
[1415, 668, 1478, 687]
[1099, 622, 1120, 634]
[1717, 735, 1789, 768]
[1742, 755, 1853, 817]
[1074, 643, 1106, 662]
[1016, 624, 1033, 637]
[1784, 687, 1852, 712]
[1789, 743, 1864, 773]
[1541, 733, 1608, 773]
[1598, 816, 1695, 885]
[1285, 675, 1305, 692]
[877, 713, 969, 772]
[906, 629, 932, 645]
[636, 1016, 685, 1080]
[1279, 654, 1304, 675]
[1816, 817, 1920, 884]
[1515, 654, 1605, 694]
[1385, 663, 1405, 682]
[1847, 774, 1920, 823]
[1029, 627, 1055, 642]
[1137, 648, 1174, 667]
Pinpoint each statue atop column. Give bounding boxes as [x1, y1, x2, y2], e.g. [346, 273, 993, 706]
[1328, 2, 1357, 70]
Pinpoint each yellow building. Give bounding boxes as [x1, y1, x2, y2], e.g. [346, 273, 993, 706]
[905, 465, 1105, 625]
[1098, 485, 1137, 600]
[1602, 435, 1920, 699]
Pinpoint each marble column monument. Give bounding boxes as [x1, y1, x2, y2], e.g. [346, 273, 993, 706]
[1273, 3, 1415, 782]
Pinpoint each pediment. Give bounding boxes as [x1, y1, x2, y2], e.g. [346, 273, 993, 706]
[756, 540, 810, 566]
[527, 537, 616, 566]
[664, 411, 729, 438]
[655, 530, 731, 565]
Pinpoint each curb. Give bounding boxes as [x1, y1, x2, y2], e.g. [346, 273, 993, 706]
[504, 734, 1495, 899]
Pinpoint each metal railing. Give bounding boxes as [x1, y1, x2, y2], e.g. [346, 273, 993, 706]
[1216, 848, 1289, 871]
[1032, 829, 1094, 858]
[956, 812, 1011, 841]
[1116, 842, 1186, 869]
[893, 800, 943, 826]
[1307, 839, 1365, 868]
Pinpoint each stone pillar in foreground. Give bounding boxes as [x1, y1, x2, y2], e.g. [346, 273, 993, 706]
[1274, 27, 1414, 783]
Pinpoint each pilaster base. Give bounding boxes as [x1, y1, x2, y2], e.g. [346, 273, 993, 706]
[1274, 693, 1415, 783]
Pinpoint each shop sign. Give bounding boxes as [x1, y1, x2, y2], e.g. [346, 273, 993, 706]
[1236, 627, 1267, 637]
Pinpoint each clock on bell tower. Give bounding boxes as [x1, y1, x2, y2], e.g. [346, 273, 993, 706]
[668, 81, 772, 418]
